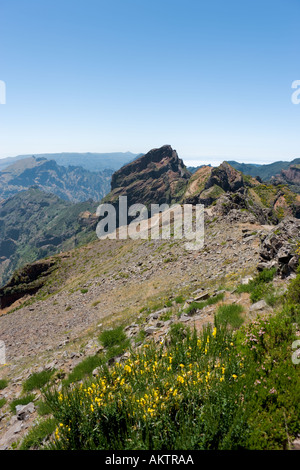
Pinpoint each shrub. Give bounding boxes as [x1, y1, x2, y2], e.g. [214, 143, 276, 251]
[43, 308, 300, 451]
[99, 326, 127, 349]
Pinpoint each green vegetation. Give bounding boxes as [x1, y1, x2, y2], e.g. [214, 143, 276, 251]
[35, 400, 53, 417]
[0, 378, 8, 390]
[174, 295, 185, 304]
[23, 370, 56, 392]
[63, 355, 104, 387]
[215, 303, 244, 329]
[236, 267, 277, 303]
[19, 418, 57, 450]
[99, 325, 127, 349]
[0, 398, 7, 409]
[99, 325, 130, 361]
[42, 297, 300, 449]
[12, 265, 299, 450]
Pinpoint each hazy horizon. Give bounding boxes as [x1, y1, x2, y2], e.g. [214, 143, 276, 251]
[0, 150, 297, 169]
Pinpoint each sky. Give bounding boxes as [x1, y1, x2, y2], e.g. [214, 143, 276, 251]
[0, 0, 300, 166]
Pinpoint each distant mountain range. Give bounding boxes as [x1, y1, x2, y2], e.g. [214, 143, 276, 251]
[0, 152, 141, 173]
[228, 158, 300, 182]
[0, 156, 113, 203]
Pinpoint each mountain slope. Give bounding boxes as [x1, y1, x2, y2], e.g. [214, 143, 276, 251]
[0, 149, 300, 450]
[0, 157, 113, 203]
[0, 188, 99, 286]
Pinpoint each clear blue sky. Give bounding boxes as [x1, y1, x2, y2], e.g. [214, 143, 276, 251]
[0, 0, 299, 165]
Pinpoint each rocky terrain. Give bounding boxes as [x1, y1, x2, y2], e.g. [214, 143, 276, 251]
[271, 163, 300, 194]
[0, 145, 300, 449]
[1, 205, 300, 448]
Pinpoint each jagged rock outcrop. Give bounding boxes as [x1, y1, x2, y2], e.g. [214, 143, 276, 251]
[183, 161, 255, 206]
[205, 161, 244, 193]
[258, 216, 300, 276]
[103, 145, 191, 207]
[212, 188, 277, 225]
[0, 259, 57, 309]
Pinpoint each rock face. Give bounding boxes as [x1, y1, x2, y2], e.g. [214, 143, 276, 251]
[0, 259, 57, 309]
[205, 162, 244, 193]
[183, 161, 256, 207]
[104, 145, 191, 207]
[258, 216, 300, 276]
[271, 163, 300, 193]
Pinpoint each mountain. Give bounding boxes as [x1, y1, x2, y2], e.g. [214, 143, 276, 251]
[270, 163, 300, 193]
[0, 187, 99, 286]
[0, 152, 141, 173]
[228, 158, 300, 181]
[103, 145, 300, 225]
[0, 156, 113, 203]
[1, 146, 300, 450]
[102, 145, 191, 207]
[182, 161, 300, 223]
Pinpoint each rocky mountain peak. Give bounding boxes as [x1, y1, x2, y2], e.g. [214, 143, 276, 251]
[105, 145, 191, 206]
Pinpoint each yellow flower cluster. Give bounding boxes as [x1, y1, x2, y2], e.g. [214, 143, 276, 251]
[52, 325, 244, 446]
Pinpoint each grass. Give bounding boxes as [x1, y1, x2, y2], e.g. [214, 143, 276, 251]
[63, 354, 104, 387]
[0, 398, 7, 409]
[215, 303, 244, 329]
[174, 295, 185, 304]
[98, 325, 130, 360]
[19, 418, 57, 450]
[36, 400, 53, 416]
[23, 370, 56, 392]
[0, 379, 8, 390]
[99, 325, 127, 349]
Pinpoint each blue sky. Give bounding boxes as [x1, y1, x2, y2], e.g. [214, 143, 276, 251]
[0, 0, 299, 165]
